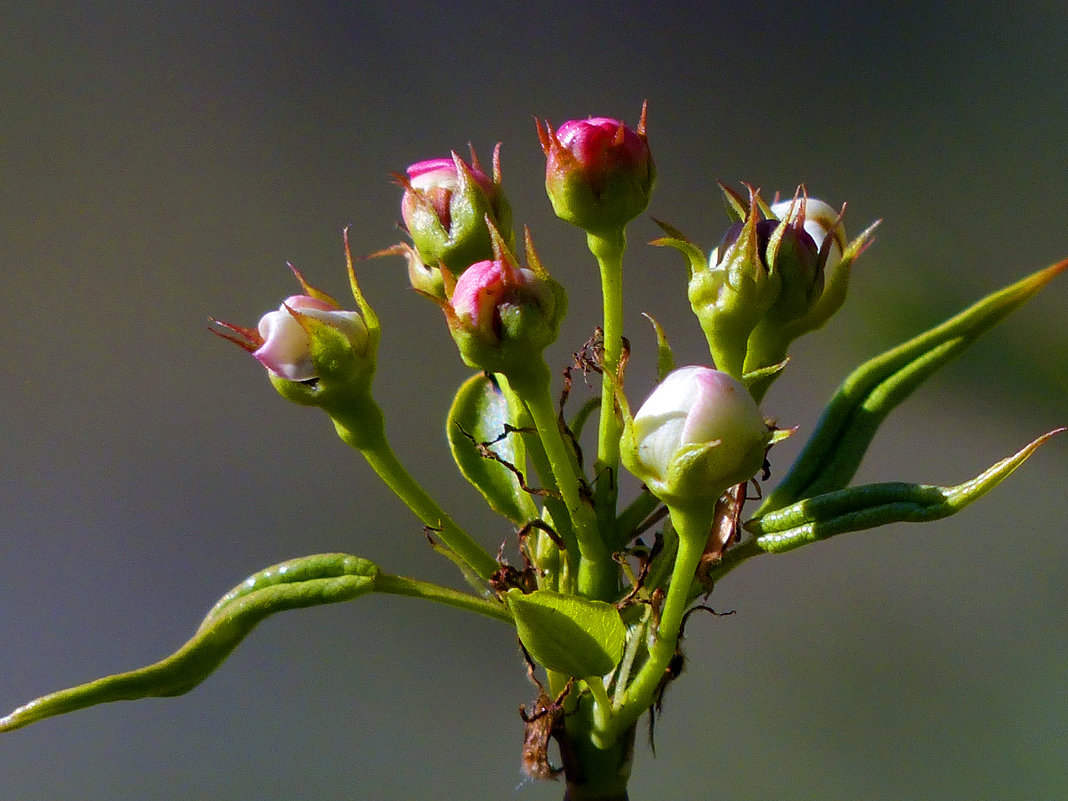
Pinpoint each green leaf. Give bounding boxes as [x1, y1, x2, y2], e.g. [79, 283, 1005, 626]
[447, 373, 538, 524]
[0, 553, 379, 733]
[746, 429, 1063, 553]
[506, 589, 626, 679]
[759, 259, 1068, 515]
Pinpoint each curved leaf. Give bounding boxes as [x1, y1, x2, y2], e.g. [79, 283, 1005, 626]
[747, 429, 1063, 553]
[447, 372, 538, 524]
[0, 554, 379, 732]
[506, 589, 626, 679]
[759, 259, 1067, 515]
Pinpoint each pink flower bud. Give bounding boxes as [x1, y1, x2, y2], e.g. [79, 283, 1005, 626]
[621, 366, 769, 510]
[403, 158, 496, 230]
[449, 260, 514, 337]
[397, 148, 512, 276]
[448, 259, 557, 342]
[254, 295, 368, 382]
[538, 104, 654, 233]
[438, 228, 567, 378]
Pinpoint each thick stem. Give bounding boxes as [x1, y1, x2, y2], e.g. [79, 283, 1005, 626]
[559, 692, 635, 801]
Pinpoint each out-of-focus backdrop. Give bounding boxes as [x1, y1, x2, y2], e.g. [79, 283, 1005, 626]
[2, 3, 1065, 799]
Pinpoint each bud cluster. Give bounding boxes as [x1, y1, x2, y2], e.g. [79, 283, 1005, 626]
[14, 98, 1059, 801]
[662, 186, 872, 385]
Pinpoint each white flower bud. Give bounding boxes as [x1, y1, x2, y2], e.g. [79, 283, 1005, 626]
[622, 366, 768, 511]
[770, 197, 844, 260]
[255, 295, 367, 382]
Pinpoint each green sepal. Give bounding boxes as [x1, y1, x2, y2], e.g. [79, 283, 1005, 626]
[641, 312, 676, 381]
[505, 589, 626, 679]
[746, 429, 1063, 553]
[759, 259, 1068, 515]
[0, 554, 379, 733]
[447, 372, 538, 525]
[742, 358, 789, 394]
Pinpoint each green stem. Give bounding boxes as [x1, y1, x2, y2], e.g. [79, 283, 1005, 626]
[560, 693, 635, 801]
[602, 507, 707, 741]
[612, 612, 650, 707]
[507, 365, 615, 598]
[374, 573, 513, 623]
[588, 230, 627, 527]
[497, 374, 580, 585]
[584, 676, 614, 734]
[329, 398, 499, 583]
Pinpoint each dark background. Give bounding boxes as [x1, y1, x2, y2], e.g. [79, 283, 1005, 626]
[2, 3, 1066, 799]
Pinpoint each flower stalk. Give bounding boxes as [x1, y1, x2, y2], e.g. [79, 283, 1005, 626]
[330, 398, 500, 582]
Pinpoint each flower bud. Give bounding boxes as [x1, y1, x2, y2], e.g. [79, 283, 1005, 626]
[537, 104, 654, 234]
[679, 189, 779, 379]
[741, 194, 860, 381]
[714, 211, 822, 327]
[254, 296, 367, 382]
[620, 366, 769, 514]
[441, 227, 566, 378]
[397, 147, 513, 282]
[212, 235, 380, 408]
[682, 188, 854, 383]
[770, 197, 845, 260]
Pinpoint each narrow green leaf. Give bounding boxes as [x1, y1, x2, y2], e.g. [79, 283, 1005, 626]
[760, 259, 1068, 514]
[747, 429, 1063, 553]
[506, 589, 626, 679]
[447, 373, 538, 524]
[0, 554, 379, 733]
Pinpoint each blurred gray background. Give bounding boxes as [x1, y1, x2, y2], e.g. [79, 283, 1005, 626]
[2, 2, 1065, 799]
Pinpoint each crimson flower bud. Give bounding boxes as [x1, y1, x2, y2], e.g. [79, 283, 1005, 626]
[440, 228, 566, 378]
[397, 147, 513, 281]
[538, 104, 654, 234]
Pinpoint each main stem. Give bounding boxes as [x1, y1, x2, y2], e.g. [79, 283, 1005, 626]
[560, 692, 635, 801]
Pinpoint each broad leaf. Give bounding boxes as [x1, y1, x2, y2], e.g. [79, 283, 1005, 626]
[0, 554, 378, 732]
[506, 589, 626, 679]
[447, 372, 538, 524]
